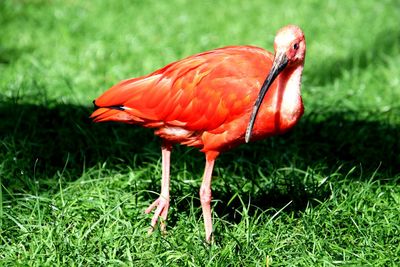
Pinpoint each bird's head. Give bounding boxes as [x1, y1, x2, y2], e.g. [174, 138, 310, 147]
[245, 25, 306, 143]
[274, 25, 306, 67]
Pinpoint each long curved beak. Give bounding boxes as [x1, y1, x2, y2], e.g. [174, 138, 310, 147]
[245, 52, 288, 143]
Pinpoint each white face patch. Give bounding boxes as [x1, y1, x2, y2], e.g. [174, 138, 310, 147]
[274, 31, 296, 48]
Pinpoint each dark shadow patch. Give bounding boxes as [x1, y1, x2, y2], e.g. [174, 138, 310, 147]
[0, 99, 399, 219]
[209, 108, 400, 221]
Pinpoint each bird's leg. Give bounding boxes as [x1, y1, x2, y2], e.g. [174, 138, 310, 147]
[199, 151, 219, 243]
[145, 142, 172, 233]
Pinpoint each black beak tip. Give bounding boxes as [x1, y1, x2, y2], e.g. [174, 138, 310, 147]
[245, 126, 252, 143]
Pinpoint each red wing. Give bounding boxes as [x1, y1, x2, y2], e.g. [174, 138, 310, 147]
[91, 46, 273, 131]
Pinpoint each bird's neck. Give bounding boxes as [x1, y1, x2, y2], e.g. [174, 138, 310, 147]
[275, 63, 304, 127]
[252, 63, 304, 137]
[280, 64, 304, 100]
[245, 63, 305, 141]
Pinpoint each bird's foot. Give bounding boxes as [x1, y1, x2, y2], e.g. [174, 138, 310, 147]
[145, 196, 170, 234]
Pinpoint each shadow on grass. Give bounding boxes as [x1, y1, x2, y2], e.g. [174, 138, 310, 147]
[1, 100, 399, 219]
[213, 107, 400, 220]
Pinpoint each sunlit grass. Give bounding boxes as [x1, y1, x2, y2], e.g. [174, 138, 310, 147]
[1, 0, 400, 265]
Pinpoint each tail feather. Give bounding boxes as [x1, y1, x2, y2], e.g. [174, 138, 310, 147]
[91, 74, 164, 124]
[94, 75, 162, 108]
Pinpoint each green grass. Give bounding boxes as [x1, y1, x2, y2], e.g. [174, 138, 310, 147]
[1, 0, 400, 265]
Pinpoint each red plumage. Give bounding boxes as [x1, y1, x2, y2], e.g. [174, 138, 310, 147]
[91, 25, 306, 242]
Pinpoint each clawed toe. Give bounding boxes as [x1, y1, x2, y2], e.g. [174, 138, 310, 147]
[145, 196, 170, 233]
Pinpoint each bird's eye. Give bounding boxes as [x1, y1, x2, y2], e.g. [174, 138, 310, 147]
[293, 43, 299, 50]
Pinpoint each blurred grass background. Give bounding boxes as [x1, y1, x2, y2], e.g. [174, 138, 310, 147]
[0, 0, 399, 266]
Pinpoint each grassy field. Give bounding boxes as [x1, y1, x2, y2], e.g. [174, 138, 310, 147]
[1, 0, 400, 265]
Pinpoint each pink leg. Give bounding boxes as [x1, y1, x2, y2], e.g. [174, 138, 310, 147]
[199, 151, 219, 243]
[145, 142, 171, 233]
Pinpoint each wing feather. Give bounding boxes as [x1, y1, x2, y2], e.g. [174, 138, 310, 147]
[92, 46, 273, 133]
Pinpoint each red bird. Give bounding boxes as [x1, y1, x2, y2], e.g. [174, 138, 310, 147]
[91, 25, 306, 242]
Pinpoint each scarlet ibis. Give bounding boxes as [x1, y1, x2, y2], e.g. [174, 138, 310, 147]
[91, 25, 306, 242]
